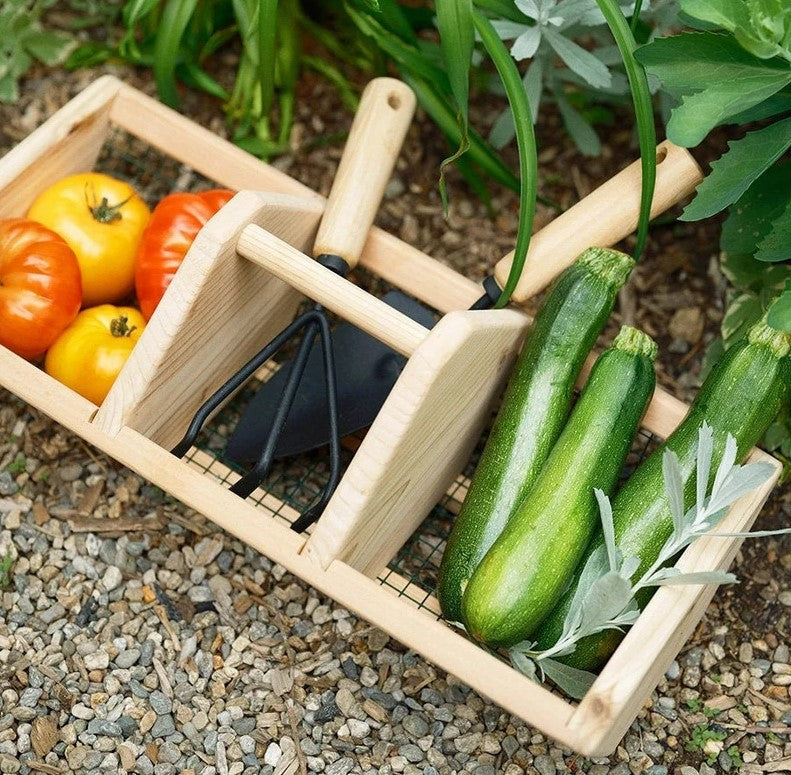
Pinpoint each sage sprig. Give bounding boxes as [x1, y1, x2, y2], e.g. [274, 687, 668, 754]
[508, 423, 781, 699]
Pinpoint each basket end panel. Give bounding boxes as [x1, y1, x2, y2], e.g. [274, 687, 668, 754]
[93, 191, 324, 447]
[304, 308, 530, 576]
[568, 449, 782, 757]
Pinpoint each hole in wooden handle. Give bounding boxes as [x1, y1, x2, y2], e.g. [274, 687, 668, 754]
[656, 146, 668, 164]
[387, 92, 401, 110]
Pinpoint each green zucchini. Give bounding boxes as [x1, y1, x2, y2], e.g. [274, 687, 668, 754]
[460, 325, 658, 645]
[535, 316, 791, 670]
[437, 247, 635, 622]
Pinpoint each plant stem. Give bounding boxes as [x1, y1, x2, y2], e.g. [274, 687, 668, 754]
[472, 11, 538, 308]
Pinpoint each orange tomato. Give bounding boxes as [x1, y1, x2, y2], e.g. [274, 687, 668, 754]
[135, 189, 234, 319]
[28, 173, 150, 306]
[0, 219, 82, 360]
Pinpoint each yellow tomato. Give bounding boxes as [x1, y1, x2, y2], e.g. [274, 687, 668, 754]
[44, 305, 145, 405]
[28, 173, 150, 306]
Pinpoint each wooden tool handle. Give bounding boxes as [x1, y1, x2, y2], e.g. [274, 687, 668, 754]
[494, 141, 703, 302]
[313, 78, 416, 268]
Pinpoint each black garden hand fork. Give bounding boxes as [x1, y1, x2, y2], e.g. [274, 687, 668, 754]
[171, 78, 417, 531]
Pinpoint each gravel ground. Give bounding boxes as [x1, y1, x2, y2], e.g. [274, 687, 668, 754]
[0, 59, 789, 775]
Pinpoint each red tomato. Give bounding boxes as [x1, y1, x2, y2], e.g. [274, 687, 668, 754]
[0, 219, 82, 360]
[135, 189, 234, 319]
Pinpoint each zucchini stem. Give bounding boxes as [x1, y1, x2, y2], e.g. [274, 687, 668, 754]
[613, 325, 658, 360]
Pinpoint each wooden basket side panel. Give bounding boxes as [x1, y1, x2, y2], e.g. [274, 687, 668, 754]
[568, 449, 782, 757]
[305, 309, 530, 576]
[0, 76, 122, 218]
[93, 192, 323, 447]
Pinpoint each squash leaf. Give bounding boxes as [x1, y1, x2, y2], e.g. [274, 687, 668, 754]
[682, 117, 791, 220]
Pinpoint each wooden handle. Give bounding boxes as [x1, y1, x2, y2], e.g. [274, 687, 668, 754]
[313, 78, 416, 268]
[494, 141, 703, 302]
[240, 223, 428, 357]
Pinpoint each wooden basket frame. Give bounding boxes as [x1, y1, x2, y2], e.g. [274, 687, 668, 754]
[0, 76, 780, 757]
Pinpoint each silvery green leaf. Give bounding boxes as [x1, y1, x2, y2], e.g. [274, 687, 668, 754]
[710, 433, 738, 504]
[696, 422, 714, 512]
[662, 448, 685, 540]
[489, 108, 516, 150]
[555, 87, 601, 156]
[542, 27, 612, 88]
[540, 658, 597, 699]
[562, 544, 608, 635]
[619, 554, 641, 582]
[511, 26, 543, 59]
[706, 460, 775, 515]
[578, 572, 635, 635]
[490, 20, 530, 41]
[510, 649, 539, 681]
[711, 527, 791, 538]
[594, 488, 618, 572]
[524, 55, 545, 123]
[490, 56, 545, 149]
[646, 569, 738, 586]
[515, 0, 542, 20]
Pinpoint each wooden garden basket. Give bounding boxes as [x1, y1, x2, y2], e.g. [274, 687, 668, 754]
[0, 76, 782, 757]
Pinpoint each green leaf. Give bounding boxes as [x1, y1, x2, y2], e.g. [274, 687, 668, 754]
[540, 658, 597, 699]
[473, 10, 537, 308]
[721, 292, 763, 344]
[0, 72, 19, 103]
[756, 194, 791, 262]
[635, 32, 791, 146]
[682, 117, 791, 220]
[725, 90, 791, 125]
[767, 281, 791, 330]
[595, 0, 656, 259]
[680, 0, 748, 32]
[23, 30, 74, 65]
[721, 162, 791, 256]
[436, 0, 474, 210]
[153, 0, 200, 108]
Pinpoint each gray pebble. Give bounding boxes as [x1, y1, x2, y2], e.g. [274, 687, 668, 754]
[398, 744, 423, 763]
[0, 472, 18, 495]
[139, 640, 154, 667]
[232, 717, 256, 735]
[534, 754, 556, 775]
[149, 690, 172, 715]
[87, 719, 122, 736]
[402, 714, 429, 738]
[326, 758, 355, 775]
[115, 649, 141, 669]
[150, 714, 176, 738]
[18, 688, 43, 707]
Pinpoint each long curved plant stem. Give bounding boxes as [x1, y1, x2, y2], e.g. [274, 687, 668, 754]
[473, 11, 537, 308]
[596, 0, 656, 260]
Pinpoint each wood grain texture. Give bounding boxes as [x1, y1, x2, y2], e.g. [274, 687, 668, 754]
[494, 142, 703, 301]
[93, 192, 323, 447]
[305, 309, 530, 575]
[313, 78, 416, 266]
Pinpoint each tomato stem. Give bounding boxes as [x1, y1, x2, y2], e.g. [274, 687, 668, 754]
[110, 316, 137, 338]
[85, 184, 133, 224]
